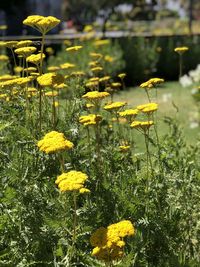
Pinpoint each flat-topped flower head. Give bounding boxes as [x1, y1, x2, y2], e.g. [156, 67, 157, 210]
[118, 73, 126, 79]
[16, 40, 33, 48]
[23, 15, 60, 34]
[91, 66, 103, 72]
[140, 80, 153, 89]
[90, 52, 103, 58]
[131, 120, 154, 131]
[137, 103, 158, 114]
[26, 53, 45, 65]
[60, 62, 75, 69]
[66, 45, 82, 52]
[93, 39, 110, 46]
[174, 46, 189, 54]
[15, 46, 37, 57]
[37, 131, 73, 154]
[79, 114, 102, 126]
[148, 78, 164, 85]
[99, 76, 110, 83]
[37, 73, 64, 87]
[82, 91, 110, 102]
[104, 101, 126, 111]
[118, 108, 138, 118]
[55, 170, 89, 193]
[0, 55, 9, 62]
[5, 41, 18, 49]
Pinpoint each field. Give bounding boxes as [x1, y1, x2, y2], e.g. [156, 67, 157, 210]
[0, 15, 200, 267]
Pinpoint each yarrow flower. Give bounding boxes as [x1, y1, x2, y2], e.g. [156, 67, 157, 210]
[90, 220, 134, 262]
[55, 170, 89, 193]
[23, 15, 60, 34]
[16, 40, 33, 48]
[26, 53, 46, 65]
[130, 120, 154, 131]
[37, 73, 64, 87]
[14, 46, 37, 57]
[104, 101, 126, 111]
[66, 46, 83, 52]
[174, 46, 189, 54]
[37, 131, 74, 154]
[79, 114, 102, 126]
[137, 103, 158, 114]
[82, 91, 110, 102]
[118, 109, 138, 119]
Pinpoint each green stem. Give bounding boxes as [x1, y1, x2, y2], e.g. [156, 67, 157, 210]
[72, 193, 77, 245]
[179, 54, 183, 79]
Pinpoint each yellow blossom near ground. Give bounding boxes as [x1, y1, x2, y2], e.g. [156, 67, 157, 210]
[5, 41, 18, 49]
[37, 131, 73, 154]
[118, 73, 126, 79]
[91, 66, 103, 72]
[60, 62, 75, 69]
[55, 170, 89, 193]
[90, 220, 134, 262]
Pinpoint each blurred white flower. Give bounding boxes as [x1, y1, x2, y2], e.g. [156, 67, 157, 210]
[179, 74, 193, 87]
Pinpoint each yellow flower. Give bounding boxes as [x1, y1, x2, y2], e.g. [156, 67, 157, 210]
[37, 73, 64, 87]
[0, 41, 6, 48]
[0, 75, 17, 82]
[91, 66, 103, 72]
[85, 103, 94, 109]
[130, 120, 154, 131]
[111, 82, 121, 89]
[118, 73, 126, 79]
[104, 55, 114, 62]
[60, 62, 75, 69]
[16, 40, 33, 48]
[79, 114, 102, 126]
[83, 25, 93, 32]
[15, 46, 37, 57]
[0, 55, 9, 62]
[0, 25, 7, 30]
[79, 188, 90, 194]
[66, 45, 82, 52]
[140, 81, 153, 89]
[137, 103, 158, 114]
[23, 15, 60, 34]
[90, 52, 103, 58]
[5, 41, 18, 49]
[24, 67, 37, 73]
[46, 47, 54, 55]
[99, 76, 110, 83]
[37, 131, 73, 154]
[88, 61, 98, 67]
[104, 101, 126, 111]
[94, 39, 110, 46]
[45, 91, 58, 97]
[148, 78, 164, 85]
[174, 46, 189, 54]
[118, 109, 138, 118]
[55, 170, 88, 192]
[26, 53, 46, 65]
[82, 91, 110, 101]
[119, 145, 130, 152]
[70, 71, 85, 77]
[14, 66, 23, 73]
[48, 66, 60, 72]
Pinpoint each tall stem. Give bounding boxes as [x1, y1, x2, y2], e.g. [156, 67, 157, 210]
[179, 54, 183, 79]
[72, 193, 77, 246]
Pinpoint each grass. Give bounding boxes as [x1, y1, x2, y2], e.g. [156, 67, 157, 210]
[114, 81, 200, 146]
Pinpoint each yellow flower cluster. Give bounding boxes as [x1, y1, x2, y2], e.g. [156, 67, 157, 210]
[140, 77, 164, 89]
[131, 120, 154, 131]
[90, 220, 134, 262]
[104, 101, 126, 111]
[55, 170, 89, 193]
[14, 46, 37, 57]
[37, 131, 74, 154]
[23, 15, 60, 34]
[99, 76, 110, 83]
[16, 40, 33, 48]
[60, 62, 75, 69]
[82, 91, 110, 101]
[0, 77, 31, 88]
[37, 73, 64, 87]
[118, 73, 126, 79]
[79, 114, 102, 126]
[94, 39, 110, 46]
[66, 46, 82, 52]
[118, 109, 138, 118]
[26, 53, 45, 65]
[5, 41, 18, 49]
[0, 55, 9, 62]
[137, 103, 158, 114]
[174, 46, 189, 54]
